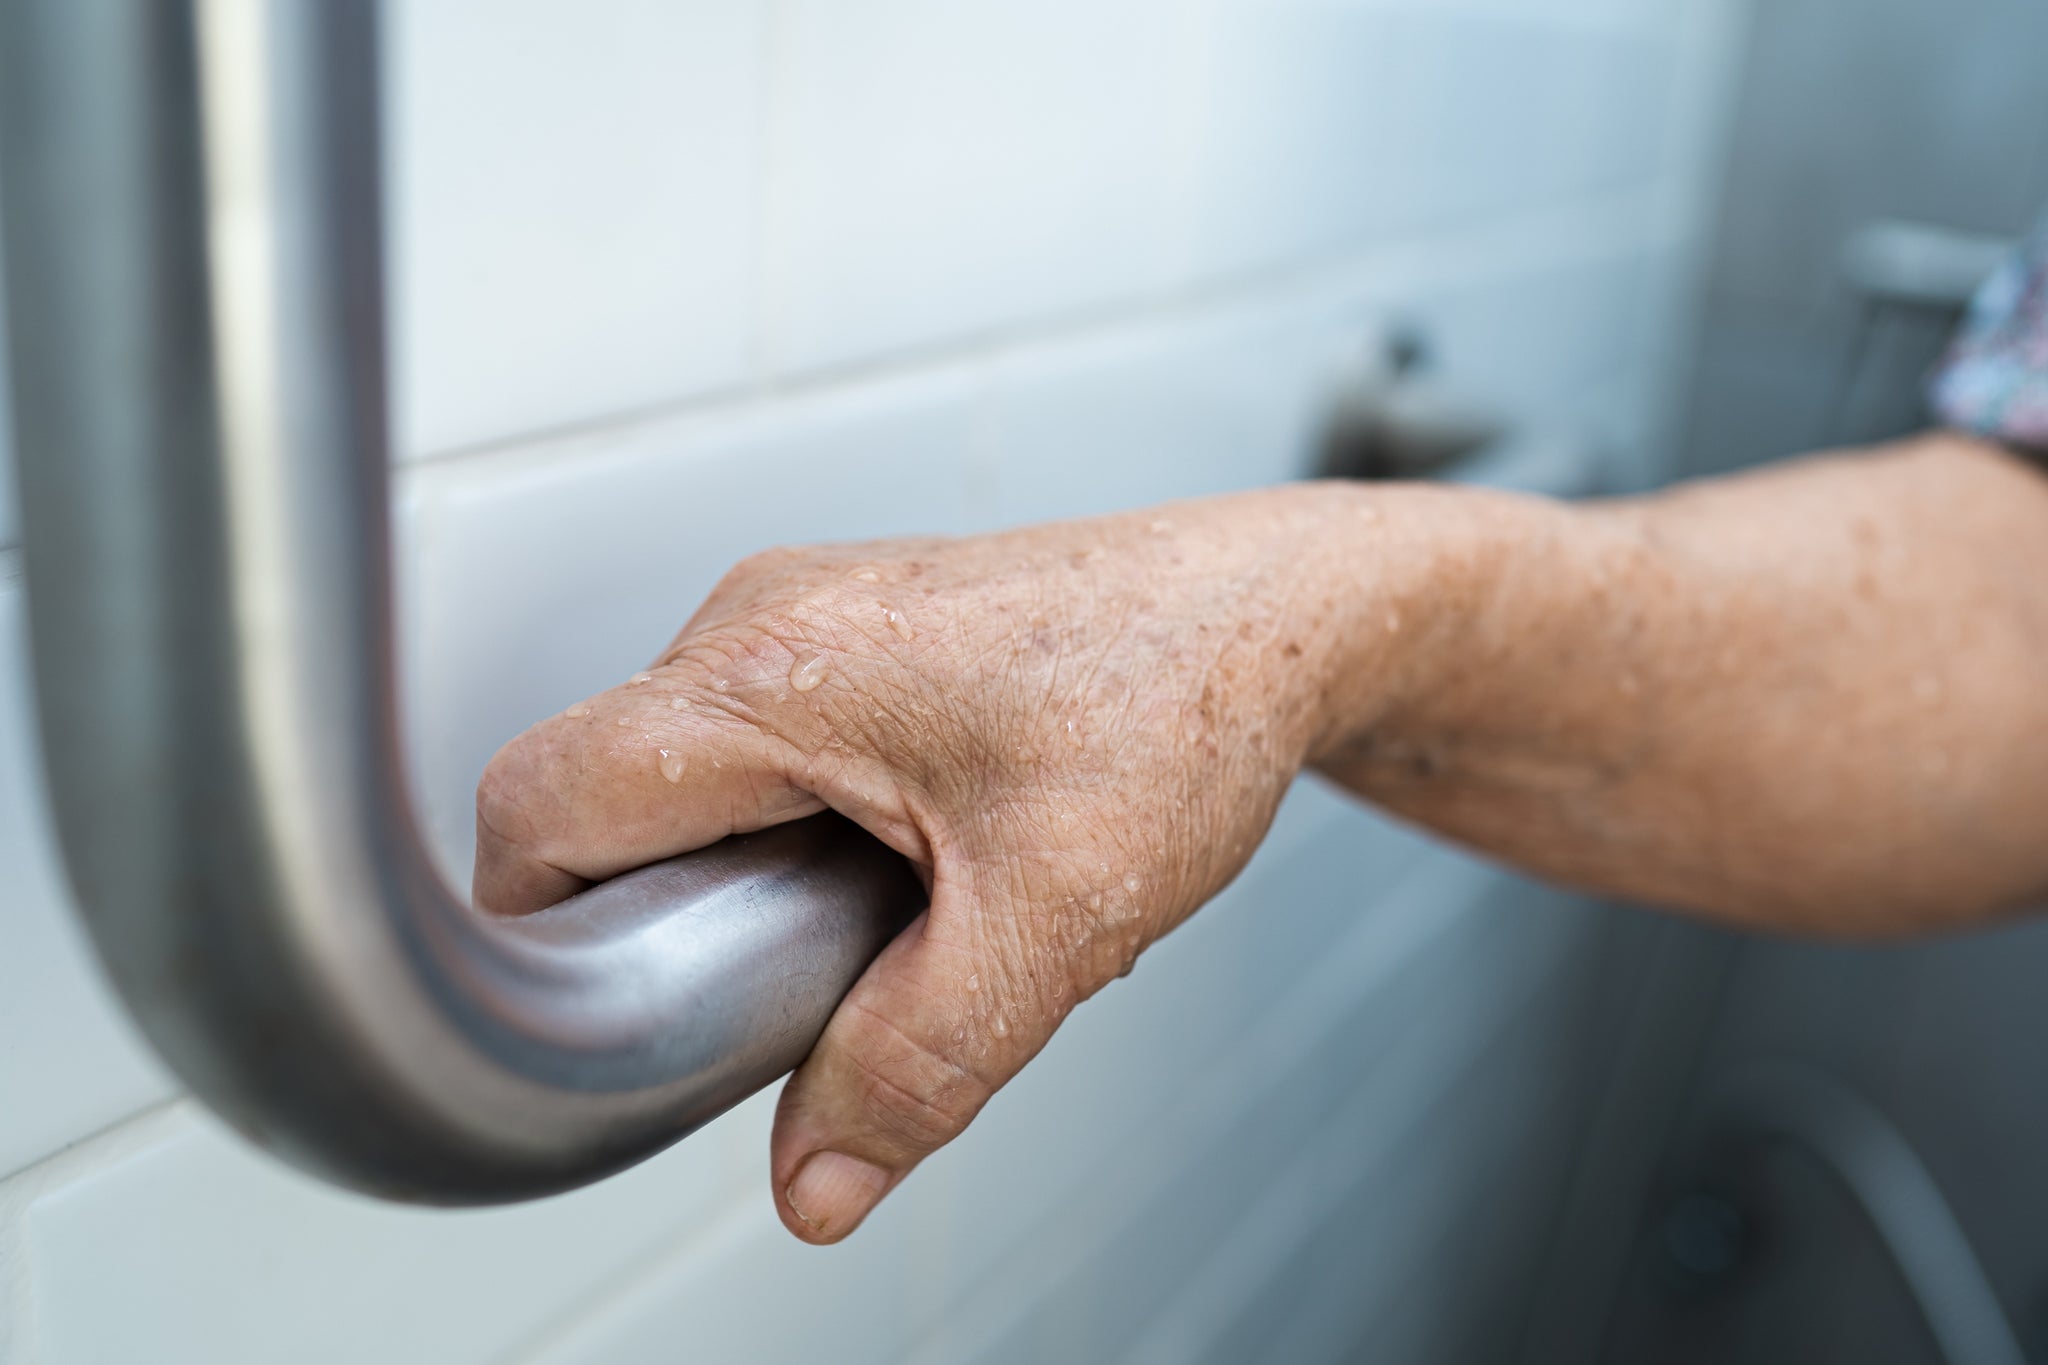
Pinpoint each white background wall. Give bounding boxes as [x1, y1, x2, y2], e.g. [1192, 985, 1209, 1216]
[0, 2, 1750, 1360]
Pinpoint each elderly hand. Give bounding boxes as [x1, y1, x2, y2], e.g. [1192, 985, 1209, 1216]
[472, 484, 1441, 1242]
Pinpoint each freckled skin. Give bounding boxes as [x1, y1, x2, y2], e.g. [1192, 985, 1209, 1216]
[474, 430, 2048, 1243]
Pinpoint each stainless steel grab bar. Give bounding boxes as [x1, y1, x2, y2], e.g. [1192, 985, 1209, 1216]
[0, 0, 923, 1203]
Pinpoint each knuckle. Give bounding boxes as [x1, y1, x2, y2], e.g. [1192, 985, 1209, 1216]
[474, 723, 586, 868]
[839, 1007, 985, 1153]
[474, 742, 548, 857]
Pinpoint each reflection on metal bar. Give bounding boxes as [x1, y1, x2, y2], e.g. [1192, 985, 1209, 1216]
[0, 0, 922, 1204]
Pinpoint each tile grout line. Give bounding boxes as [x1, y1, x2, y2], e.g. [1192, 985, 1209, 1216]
[910, 849, 1467, 1360]
[1113, 912, 1591, 1365]
[908, 855, 1552, 1365]
[0, 1099, 194, 1365]
[396, 179, 1691, 487]
[495, 1185, 764, 1365]
[493, 817, 1423, 1362]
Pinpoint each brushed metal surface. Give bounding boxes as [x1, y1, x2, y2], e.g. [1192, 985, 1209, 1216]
[0, 0, 922, 1203]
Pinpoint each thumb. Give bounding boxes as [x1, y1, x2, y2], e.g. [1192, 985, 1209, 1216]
[770, 871, 1074, 1244]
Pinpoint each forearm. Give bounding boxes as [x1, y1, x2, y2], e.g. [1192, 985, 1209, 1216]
[1296, 434, 2048, 935]
[476, 431, 2048, 1240]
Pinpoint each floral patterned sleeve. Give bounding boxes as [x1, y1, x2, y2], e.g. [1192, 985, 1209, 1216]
[1929, 216, 2048, 457]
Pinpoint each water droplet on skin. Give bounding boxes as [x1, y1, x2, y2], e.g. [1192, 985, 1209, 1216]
[658, 749, 686, 784]
[882, 605, 913, 640]
[1148, 519, 1175, 534]
[965, 973, 980, 993]
[1065, 719, 1082, 745]
[790, 653, 830, 693]
[851, 569, 882, 583]
[629, 672, 654, 686]
[992, 1016, 1010, 1039]
[711, 677, 730, 693]
[1384, 610, 1403, 634]
[615, 715, 633, 728]
[565, 702, 592, 719]
[670, 697, 690, 711]
[953, 1026, 966, 1044]
[1123, 874, 1142, 895]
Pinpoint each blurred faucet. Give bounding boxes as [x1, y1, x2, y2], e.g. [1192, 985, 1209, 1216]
[1314, 322, 1508, 482]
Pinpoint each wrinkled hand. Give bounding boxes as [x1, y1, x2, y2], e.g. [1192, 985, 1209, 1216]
[474, 489, 1366, 1242]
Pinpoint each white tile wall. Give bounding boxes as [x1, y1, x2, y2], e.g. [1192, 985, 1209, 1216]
[22, 1097, 751, 1365]
[389, 0, 764, 457]
[758, 0, 1207, 374]
[522, 847, 1603, 1365]
[981, 305, 1345, 526]
[1180, 2, 1676, 281]
[0, 0, 1755, 1359]
[1179, 0, 1408, 278]
[0, 589, 174, 1182]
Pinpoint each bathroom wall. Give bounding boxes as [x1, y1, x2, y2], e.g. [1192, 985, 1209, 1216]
[1676, 0, 2048, 474]
[0, 2, 1749, 1361]
[1601, 3, 2048, 1360]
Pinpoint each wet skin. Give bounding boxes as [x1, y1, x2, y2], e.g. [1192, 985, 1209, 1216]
[474, 430, 2048, 1244]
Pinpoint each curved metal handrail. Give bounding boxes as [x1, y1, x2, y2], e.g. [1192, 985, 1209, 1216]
[0, 0, 922, 1203]
[1709, 1064, 2027, 1365]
